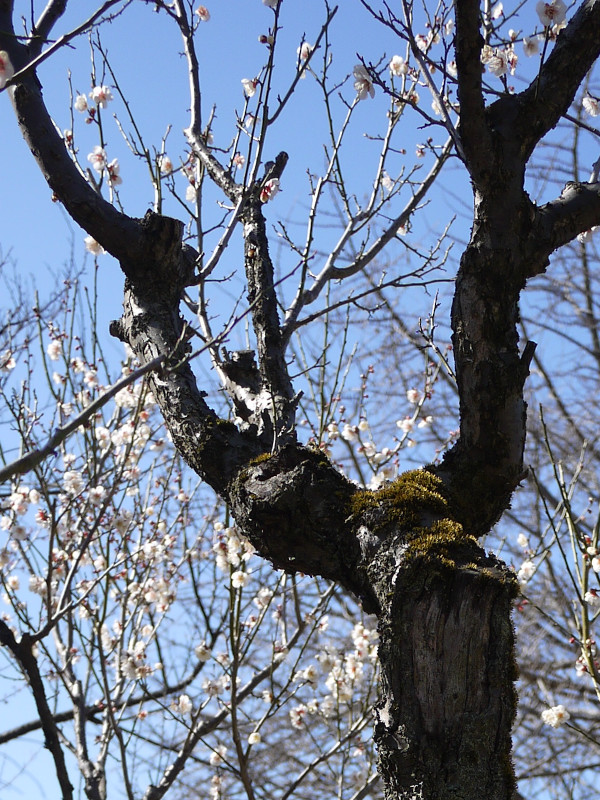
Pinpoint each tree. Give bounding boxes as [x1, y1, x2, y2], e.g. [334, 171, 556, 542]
[2, 0, 600, 798]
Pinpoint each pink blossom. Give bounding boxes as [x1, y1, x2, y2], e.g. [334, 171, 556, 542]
[260, 177, 280, 203]
[353, 64, 375, 100]
[106, 158, 122, 185]
[0, 50, 14, 90]
[289, 704, 308, 728]
[195, 5, 210, 21]
[233, 153, 246, 169]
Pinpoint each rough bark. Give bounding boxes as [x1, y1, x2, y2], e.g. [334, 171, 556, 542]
[373, 544, 518, 800]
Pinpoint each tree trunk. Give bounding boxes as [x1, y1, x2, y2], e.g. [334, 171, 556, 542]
[372, 539, 518, 800]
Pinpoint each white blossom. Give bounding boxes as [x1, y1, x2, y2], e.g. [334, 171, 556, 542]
[536, 0, 567, 27]
[583, 96, 600, 117]
[541, 705, 570, 727]
[389, 55, 409, 77]
[353, 65, 375, 100]
[517, 559, 535, 583]
[90, 85, 113, 108]
[74, 94, 88, 113]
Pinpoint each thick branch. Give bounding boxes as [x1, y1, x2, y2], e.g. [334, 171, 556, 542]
[530, 181, 600, 266]
[516, 0, 600, 162]
[0, 19, 144, 263]
[110, 212, 262, 496]
[240, 155, 296, 444]
[0, 622, 74, 799]
[454, 0, 494, 181]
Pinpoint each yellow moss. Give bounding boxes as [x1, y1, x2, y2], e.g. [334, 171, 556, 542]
[348, 468, 479, 567]
[249, 452, 273, 466]
[350, 469, 456, 527]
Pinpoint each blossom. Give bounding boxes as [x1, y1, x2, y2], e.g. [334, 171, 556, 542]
[536, 0, 567, 27]
[74, 94, 88, 113]
[517, 533, 529, 550]
[522, 37, 540, 57]
[195, 641, 212, 661]
[263, 0, 279, 7]
[231, 570, 251, 588]
[233, 153, 246, 169]
[517, 559, 535, 583]
[584, 589, 600, 608]
[195, 5, 210, 20]
[88, 485, 106, 506]
[84, 236, 105, 256]
[242, 78, 258, 97]
[396, 417, 414, 433]
[341, 423, 359, 443]
[0, 50, 14, 90]
[258, 33, 274, 46]
[209, 745, 227, 766]
[63, 470, 84, 496]
[491, 1, 503, 18]
[172, 694, 193, 714]
[389, 55, 409, 77]
[353, 64, 375, 100]
[406, 388, 420, 404]
[160, 155, 173, 175]
[482, 47, 516, 77]
[87, 146, 107, 173]
[29, 575, 47, 596]
[0, 351, 15, 371]
[90, 85, 113, 108]
[260, 177, 280, 203]
[592, 555, 600, 573]
[106, 158, 122, 185]
[185, 184, 196, 202]
[47, 340, 62, 361]
[541, 705, 570, 727]
[6, 575, 19, 591]
[248, 731, 261, 745]
[289, 704, 308, 728]
[298, 41, 313, 61]
[583, 95, 600, 117]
